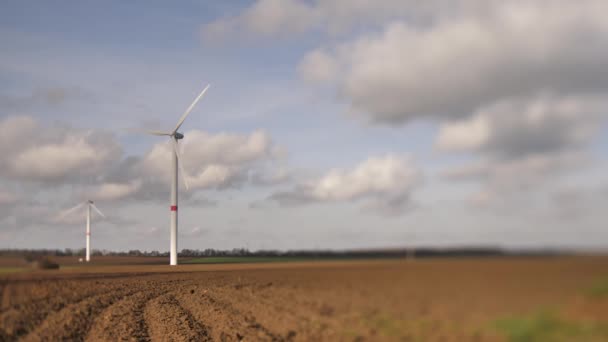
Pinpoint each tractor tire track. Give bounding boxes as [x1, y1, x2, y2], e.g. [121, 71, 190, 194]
[144, 292, 212, 342]
[85, 283, 170, 342]
[20, 286, 138, 341]
[0, 283, 11, 311]
[0, 273, 166, 315]
[0, 283, 125, 340]
[175, 287, 291, 342]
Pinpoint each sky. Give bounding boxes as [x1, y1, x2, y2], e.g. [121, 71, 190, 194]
[1, 0, 607, 252]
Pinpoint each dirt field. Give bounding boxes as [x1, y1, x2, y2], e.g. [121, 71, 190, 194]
[1, 257, 607, 341]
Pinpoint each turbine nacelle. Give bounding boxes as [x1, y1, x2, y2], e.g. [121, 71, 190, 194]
[174, 132, 184, 140]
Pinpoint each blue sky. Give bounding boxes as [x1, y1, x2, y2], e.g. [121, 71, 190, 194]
[1, 0, 607, 252]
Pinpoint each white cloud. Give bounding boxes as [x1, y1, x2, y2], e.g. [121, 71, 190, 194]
[0, 190, 17, 205]
[298, 49, 338, 83]
[88, 180, 143, 201]
[436, 94, 605, 208]
[283, 1, 608, 215]
[445, 152, 588, 186]
[0, 116, 37, 142]
[250, 166, 290, 186]
[269, 155, 421, 214]
[443, 151, 593, 209]
[308, 155, 418, 200]
[202, 0, 459, 40]
[436, 115, 490, 152]
[243, 0, 315, 36]
[184, 130, 277, 165]
[436, 95, 605, 158]
[202, 0, 316, 41]
[13, 136, 114, 180]
[299, 0, 608, 123]
[0, 115, 122, 182]
[138, 129, 284, 190]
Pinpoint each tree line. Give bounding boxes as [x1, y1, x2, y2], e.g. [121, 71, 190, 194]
[0, 246, 535, 259]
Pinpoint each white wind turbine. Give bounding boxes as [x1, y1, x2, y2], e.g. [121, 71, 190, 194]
[59, 200, 105, 262]
[144, 84, 210, 266]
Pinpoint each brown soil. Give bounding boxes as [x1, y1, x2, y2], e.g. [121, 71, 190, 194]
[1, 256, 607, 341]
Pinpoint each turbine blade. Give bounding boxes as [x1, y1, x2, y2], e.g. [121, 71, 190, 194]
[172, 139, 190, 190]
[57, 202, 85, 220]
[146, 130, 172, 136]
[173, 84, 210, 134]
[124, 128, 171, 136]
[91, 203, 105, 218]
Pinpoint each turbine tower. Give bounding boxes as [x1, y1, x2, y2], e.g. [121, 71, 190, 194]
[145, 84, 210, 266]
[59, 200, 105, 262]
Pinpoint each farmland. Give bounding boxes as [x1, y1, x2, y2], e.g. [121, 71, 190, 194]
[1, 256, 607, 341]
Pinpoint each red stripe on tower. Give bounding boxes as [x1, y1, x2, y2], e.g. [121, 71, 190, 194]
[170, 205, 178, 211]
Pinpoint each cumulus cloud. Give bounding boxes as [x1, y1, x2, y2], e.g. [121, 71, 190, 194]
[138, 129, 284, 191]
[12, 136, 116, 180]
[444, 151, 597, 211]
[298, 0, 608, 123]
[436, 93, 606, 206]
[0, 190, 17, 205]
[298, 49, 338, 83]
[0, 115, 289, 237]
[67, 129, 289, 204]
[436, 95, 605, 159]
[202, 0, 458, 40]
[87, 180, 143, 201]
[0, 116, 126, 230]
[444, 152, 589, 188]
[249, 166, 290, 186]
[203, 0, 314, 41]
[0, 115, 122, 182]
[273, 0, 608, 213]
[268, 155, 421, 215]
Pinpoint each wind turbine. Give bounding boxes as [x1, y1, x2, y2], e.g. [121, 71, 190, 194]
[59, 200, 105, 262]
[145, 84, 210, 266]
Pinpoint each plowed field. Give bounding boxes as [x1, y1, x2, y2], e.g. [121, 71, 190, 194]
[1, 257, 607, 341]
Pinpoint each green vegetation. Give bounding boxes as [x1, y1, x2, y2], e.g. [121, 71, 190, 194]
[182, 255, 396, 264]
[586, 276, 608, 298]
[183, 256, 315, 264]
[367, 312, 403, 337]
[494, 310, 608, 342]
[0, 267, 26, 274]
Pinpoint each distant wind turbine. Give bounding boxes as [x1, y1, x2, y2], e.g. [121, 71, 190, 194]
[59, 200, 105, 262]
[143, 84, 210, 266]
